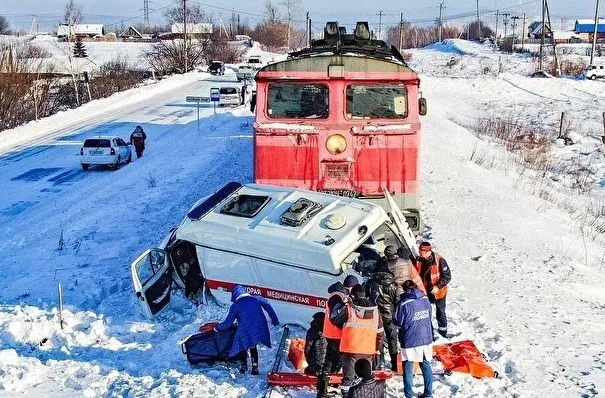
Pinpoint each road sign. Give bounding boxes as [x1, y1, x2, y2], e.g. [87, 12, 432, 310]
[210, 88, 220, 102]
[186, 96, 210, 103]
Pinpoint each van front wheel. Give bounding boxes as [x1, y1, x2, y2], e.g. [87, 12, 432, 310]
[590, 75, 597, 80]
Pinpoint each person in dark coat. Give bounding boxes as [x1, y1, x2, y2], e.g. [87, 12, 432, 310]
[215, 285, 279, 375]
[304, 312, 327, 376]
[346, 358, 386, 398]
[129, 125, 147, 158]
[393, 280, 433, 398]
[365, 263, 400, 370]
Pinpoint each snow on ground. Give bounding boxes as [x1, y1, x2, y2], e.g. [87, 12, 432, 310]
[0, 40, 604, 397]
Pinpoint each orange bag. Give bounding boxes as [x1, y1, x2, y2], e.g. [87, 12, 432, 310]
[433, 340, 498, 379]
[288, 338, 308, 371]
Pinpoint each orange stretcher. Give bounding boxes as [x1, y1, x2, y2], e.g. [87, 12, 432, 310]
[267, 370, 394, 387]
[432, 340, 498, 379]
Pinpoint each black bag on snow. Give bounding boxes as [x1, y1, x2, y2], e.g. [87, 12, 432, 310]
[181, 325, 238, 365]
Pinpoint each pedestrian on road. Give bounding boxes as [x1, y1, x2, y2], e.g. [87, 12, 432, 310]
[416, 242, 451, 338]
[129, 125, 147, 158]
[393, 280, 434, 398]
[214, 285, 279, 375]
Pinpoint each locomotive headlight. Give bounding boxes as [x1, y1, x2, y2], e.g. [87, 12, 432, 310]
[326, 134, 347, 155]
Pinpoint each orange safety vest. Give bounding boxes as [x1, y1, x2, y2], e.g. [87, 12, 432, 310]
[323, 291, 347, 340]
[416, 254, 448, 300]
[339, 304, 379, 355]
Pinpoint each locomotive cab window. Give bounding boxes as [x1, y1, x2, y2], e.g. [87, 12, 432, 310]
[267, 83, 329, 119]
[346, 84, 408, 119]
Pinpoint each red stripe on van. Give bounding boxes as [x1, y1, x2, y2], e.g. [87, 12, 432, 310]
[206, 279, 328, 309]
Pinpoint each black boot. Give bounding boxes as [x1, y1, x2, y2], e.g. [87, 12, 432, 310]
[390, 356, 399, 372]
[238, 361, 248, 374]
[251, 362, 259, 375]
[316, 373, 329, 398]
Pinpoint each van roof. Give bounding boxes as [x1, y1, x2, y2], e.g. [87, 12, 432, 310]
[175, 183, 387, 274]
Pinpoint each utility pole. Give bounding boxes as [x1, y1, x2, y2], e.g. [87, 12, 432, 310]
[399, 12, 404, 50]
[494, 10, 499, 50]
[503, 12, 510, 41]
[521, 13, 527, 51]
[237, 14, 240, 34]
[183, 0, 187, 74]
[476, 0, 480, 39]
[539, 0, 545, 71]
[377, 10, 383, 40]
[590, 0, 601, 65]
[438, 2, 445, 42]
[511, 15, 520, 52]
[306, 11, 309, 47]
[143, 0, 150, 25]
[308, 17, 312, 47]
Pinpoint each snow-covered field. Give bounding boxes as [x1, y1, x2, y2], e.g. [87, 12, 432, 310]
[0, 39, 604, 397]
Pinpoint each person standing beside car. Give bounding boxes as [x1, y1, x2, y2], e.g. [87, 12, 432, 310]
[130, 125, 147, 158]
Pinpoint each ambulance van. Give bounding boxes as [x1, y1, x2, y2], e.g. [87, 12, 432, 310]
[130, 182, 418, 325]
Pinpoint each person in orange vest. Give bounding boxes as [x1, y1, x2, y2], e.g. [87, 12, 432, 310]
[331, 284, 383, 396]
[416, 242, 451, 339]
[316, 275, 357, 397]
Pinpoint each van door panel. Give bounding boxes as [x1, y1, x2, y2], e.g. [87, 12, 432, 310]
[130, 249, 173, 317]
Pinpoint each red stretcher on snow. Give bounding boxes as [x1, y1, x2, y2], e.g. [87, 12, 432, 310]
[267, 337, 497, 388]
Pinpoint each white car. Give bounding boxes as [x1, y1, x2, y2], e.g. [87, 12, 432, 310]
[80, 136, 132, 170]
[219, 86, 242, 106]
[585, 64, 605, 80]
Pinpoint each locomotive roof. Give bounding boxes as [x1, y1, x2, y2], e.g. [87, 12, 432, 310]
[175, 182, 387, 274]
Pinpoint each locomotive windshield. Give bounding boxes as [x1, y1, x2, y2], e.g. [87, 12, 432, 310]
[346, 84, 408, 119]
[267, 83, 329, 119]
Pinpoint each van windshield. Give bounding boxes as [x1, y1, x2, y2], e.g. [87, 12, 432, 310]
[343, 222, 404, 275]
[83, 139, 111, 148]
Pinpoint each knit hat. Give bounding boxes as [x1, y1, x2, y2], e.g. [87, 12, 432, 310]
[402, 279, 417, 292]
[419, 242, 432, 252]
[343, 275, 359, 288]
[354, 358, 373, 380]
[384, 245, 398, 260]
[351, 284, 366, 299]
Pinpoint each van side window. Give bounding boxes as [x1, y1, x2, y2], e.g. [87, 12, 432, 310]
[221, 194, 271, 217]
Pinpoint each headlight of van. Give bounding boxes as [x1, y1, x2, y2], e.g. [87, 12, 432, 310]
[326, 134, 347, 155]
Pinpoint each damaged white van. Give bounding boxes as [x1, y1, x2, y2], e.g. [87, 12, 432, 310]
[131, 182, 418, 325]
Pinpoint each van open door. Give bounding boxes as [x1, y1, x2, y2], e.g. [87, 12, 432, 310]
[131, 249, 174, 317]
[383, 188, 419, 258]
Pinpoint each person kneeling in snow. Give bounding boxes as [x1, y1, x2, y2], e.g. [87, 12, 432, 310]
[346, 358, 386, 398]
[215, 284, 279, 375]
[304, 312, 327, 376]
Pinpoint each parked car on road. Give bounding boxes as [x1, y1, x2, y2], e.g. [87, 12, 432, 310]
[208, 61, 225, 75]
[586, 64, 605, 80]
[219, 86, 242, 106]
[80, 136, 132, 170]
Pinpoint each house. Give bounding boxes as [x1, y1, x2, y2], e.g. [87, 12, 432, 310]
[573, 18, 605, 41]
[529, 22, 553, 39]
[56, 23, 104, 39]
[119, 26, 143, 40]
[170, 23, 213, 38]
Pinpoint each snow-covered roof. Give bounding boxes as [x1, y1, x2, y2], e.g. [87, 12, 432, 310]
[175, 183, 386, 273]
[56, 24, 104, 37]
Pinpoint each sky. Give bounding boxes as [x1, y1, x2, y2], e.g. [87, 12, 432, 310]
[0, 0, 599, 33]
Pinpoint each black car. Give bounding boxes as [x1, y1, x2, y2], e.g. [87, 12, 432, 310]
[208, 61, 225, 75]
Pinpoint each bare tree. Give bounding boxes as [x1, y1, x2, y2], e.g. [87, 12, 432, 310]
[64, 0, 82, 24]
[0, 15, 9, 34]
[265, 0, 280, 23]
[164, 0, 206, 24]
[144, 40, 206, 74]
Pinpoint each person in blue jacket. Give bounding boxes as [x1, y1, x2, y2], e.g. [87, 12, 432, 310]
[215, 285, 280, 375]
[393, 280, 434, 398]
